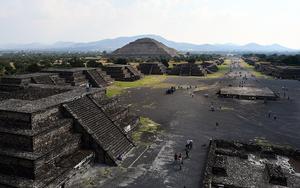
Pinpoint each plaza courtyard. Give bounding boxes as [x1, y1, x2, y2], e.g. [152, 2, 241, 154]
[68, 59, 300, 188]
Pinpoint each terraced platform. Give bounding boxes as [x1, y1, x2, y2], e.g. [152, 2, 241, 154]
[64, 96, 134, 164]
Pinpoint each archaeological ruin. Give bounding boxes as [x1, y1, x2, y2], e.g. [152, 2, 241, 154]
[169, 62, 207, 76]
[201, 61, 219, 74]
[218, 86, 278, 100]
[104, 64, 143, 81]
[111, 38, 179, 58]
[0, 70, 138, 187]
[203, 139, 300, 188]
[42, 67, 113, 87]
[243, 61, 300, 80]
[138, 62, 167, 75]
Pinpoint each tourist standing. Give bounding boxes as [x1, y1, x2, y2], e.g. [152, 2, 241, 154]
[86, 82, 90, 92]
[174, 153, 178, 163]
[179, 153, 183, 170]
[185, 148, 190, 158]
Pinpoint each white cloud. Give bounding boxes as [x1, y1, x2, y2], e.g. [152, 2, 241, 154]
[0, 0, 299, 49]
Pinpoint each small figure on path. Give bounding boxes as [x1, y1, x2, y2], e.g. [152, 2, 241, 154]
[189, 140, 193, 149]
[178, 153, 183, 170]
[86, 82, 90, 92]
[216, 122, 219, 127]
[185, 148, 190, 158]
[186, 140, 193, 150]
[174, 153, 178, 163]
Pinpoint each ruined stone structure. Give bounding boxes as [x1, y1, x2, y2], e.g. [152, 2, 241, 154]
[138, 62, 167, 75]
[270, 66, 300, 79]
[201, 61, 219, 74]
[203, 139, 300, 188]
[0, 72, 68, 87]
[255, 62, 300, 80]
[0, 67, 113, 89]
[43, 67, 113, 87]
[111, 38, 179, 58]
[169, 63, 206, 76]
[104, 65, 143, 81]
[218, 86, 278, 100]
[0, 74, 137, 187]
[243, 57, 259, 66]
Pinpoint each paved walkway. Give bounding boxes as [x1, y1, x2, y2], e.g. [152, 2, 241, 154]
[67, 59, 300, 188]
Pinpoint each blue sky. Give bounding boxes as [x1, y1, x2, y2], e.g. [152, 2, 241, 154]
[0, 0, 299, 49]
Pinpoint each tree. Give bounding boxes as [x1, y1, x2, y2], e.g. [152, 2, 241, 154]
[87, 60, 101, 67]
[69, 57, 85, 67]
[26, 63, 42, 73]
[159, 58, 170, 67]
[187, 56, 196, 64]
[114, 58, 128, 65]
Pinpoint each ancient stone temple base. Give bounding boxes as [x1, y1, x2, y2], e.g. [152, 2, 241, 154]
[203, 139, 300, 188]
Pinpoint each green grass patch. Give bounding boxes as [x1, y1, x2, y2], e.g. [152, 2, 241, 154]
[106, 86, 124, 98]
[253, 137, 292, 149]
[132, 117, 161, 144]
[240, 60, 271, 79]
[106, 75, 167, 97]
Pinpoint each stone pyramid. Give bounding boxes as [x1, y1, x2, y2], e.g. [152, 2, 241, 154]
[112, 38, 179, 58]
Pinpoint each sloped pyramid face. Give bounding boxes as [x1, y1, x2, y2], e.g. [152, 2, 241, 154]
[112, 38, 179, 58]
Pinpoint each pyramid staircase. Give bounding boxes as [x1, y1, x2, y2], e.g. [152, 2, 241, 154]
[93, 96, 140, 134]
[126, 66, 143, 80]
[169, 63, 206, 76]
[85, 69, 109, 87]
[0, 105, 94, 187]
[63, 96, 134, 165]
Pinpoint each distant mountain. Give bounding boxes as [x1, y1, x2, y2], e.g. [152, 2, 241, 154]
[0, 34, 296, 52]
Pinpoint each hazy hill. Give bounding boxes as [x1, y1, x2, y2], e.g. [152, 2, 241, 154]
[0, 34, 296, 53]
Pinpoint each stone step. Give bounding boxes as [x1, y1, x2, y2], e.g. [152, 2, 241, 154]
[0, 119, 74, 152]
[85, 69, 108, 88]
[0, 134, 82, 179]
[64, 96, 134, 164]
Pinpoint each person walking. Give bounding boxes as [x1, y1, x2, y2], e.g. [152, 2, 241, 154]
[185, 148, 190, 159]
[174, 153, 178, 163]
[178, 153, 183, 170]
[85, 82, 90, 92]
[189, 140, 193, 150]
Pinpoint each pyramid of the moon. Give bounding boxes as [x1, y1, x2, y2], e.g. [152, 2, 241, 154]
[112, 38, 179, 58]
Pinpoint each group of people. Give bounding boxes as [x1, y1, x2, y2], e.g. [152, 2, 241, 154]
[166, 86, 176, 94]
[267, 111, 277, 120]
[174, 140, 193, 170]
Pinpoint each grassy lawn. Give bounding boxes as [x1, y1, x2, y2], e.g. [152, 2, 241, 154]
[106, 75, 168, 97]
[240, 60, 271, 78]
[132, 117, 161, 145]
[206, 59, 231, 78]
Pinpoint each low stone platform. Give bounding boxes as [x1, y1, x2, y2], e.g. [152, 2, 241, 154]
[104, 65, 142, 81]
[203, 139, 300, 188]
[139, 62, 167, 75]
[218, 86, 277, 100]
[168, 63, 206, 76]
[43, 67, 113, 87]
[0, 81, 137, 187]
